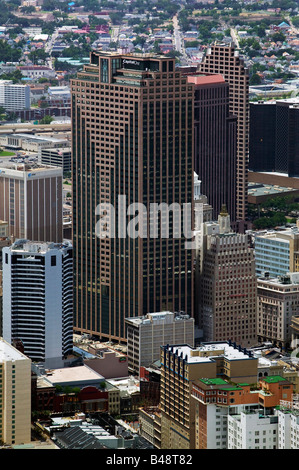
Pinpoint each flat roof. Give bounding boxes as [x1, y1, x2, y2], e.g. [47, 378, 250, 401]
[248, 182, 298, 197]
[0, 337, 29, 361]
[262, 375, 287, 384]
[9, 240, 72, 254]
[163, 342, 254, 363]
[45, 365, 104, 385]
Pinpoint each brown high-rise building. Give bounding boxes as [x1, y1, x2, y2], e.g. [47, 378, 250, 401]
[197, 207, 257, 347]
[71, 52, 194, 342]
[0, 163, 63, 243]
[187, 73, 237, 221]
[199, 43, 249, 225]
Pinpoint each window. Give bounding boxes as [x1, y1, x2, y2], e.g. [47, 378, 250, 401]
[51, 256, 56, 266]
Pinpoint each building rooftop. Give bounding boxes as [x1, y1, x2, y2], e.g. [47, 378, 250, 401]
[0, 337, 30, 362]
[187, 73, 226, 86]
[162, 341, 255, 364]
[257, 273, 299, 286]
[9, 239, 72, 254]
[125, 311, 192, 326]
[44, 365, 104, 386]
[0, 162, 63, 173]
[248, 182, 299, 198]
[262, 375, 288, 384]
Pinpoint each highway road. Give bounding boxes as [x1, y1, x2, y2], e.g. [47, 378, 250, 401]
[0, 122, 71, 134]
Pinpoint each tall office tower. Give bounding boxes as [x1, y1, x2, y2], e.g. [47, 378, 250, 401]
[249, 101, 276, 172]
[0, 163, 63, 243]
[199, 42, 250, 226]
[71, 52, 194, 342]
[2, 240, 73, 368]
[160, 341, 258, 449]
[249, 98, 299, 176]
[198, 206, 257, 347]
[187, 73, 237, 221]
[0, 337, 31, 446]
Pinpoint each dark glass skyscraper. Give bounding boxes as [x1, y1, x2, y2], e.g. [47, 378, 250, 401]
[187, 73, 237, 221]
[71, 52, 194, 342]
[199, 42, 249, 225]
[249, 99, 299, 176]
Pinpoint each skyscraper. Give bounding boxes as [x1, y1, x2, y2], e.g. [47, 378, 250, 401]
[197, 206, 257, 347]
[71, 52, 194, 342]
[249, 98, 299, 176]
[0, 163, 63, 243]
[2, 240, 73, 367]
[187, 72, 237, 221]
[199, 42, 249, 226]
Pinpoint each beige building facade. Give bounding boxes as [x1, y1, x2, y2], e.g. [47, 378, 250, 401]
[125, 311, 194, 374]
[0, 337, 31, 446]
[257, 273, 299, 350]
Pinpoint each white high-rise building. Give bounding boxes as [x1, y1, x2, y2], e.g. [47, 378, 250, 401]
[2, 240, 73, 368]
[0, 337, 31, 446]
[0, 80, 30, 111]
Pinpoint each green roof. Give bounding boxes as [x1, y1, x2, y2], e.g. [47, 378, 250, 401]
[262, 375, 286, 384]
[200, 378, 227, 386]
[220, 386, 242, 391]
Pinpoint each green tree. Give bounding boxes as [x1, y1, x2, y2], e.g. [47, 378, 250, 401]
[0, 40, 22, 62]
[28, 48, 48, 63]
[250, 73, 262, 85]
[40, 115, 54, 124]
[272, 31, 286, 43]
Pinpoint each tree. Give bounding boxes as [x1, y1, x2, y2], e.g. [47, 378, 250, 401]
[0, 40, 22, 62]
[28, 48, 48, 63]
[250, 73, 262, 85]
[40, 115, 54, 124]
[0, 69, 23, 83]
[20, 5, 35, 13]
[272, 31, 286, 43]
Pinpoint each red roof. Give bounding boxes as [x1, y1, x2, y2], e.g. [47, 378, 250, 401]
[187, 73, 225, 86]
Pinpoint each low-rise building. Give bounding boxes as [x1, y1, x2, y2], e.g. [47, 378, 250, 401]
[18, 65, 56, 80]
[41, 147, 71, 173]
[257, 273, 299, 350]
